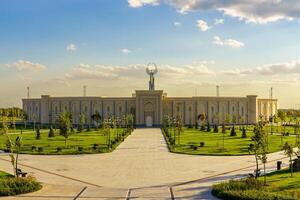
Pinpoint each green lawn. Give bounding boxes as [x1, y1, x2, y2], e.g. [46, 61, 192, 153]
[164, 127, 297, 155]
[0, 128, 131, 155]
[260, 169, 300, 198]
[0, 171, 13, 179]
[212, 170, 300, 200]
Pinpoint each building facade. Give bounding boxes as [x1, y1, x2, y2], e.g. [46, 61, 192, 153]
[22, 67, 278, 127]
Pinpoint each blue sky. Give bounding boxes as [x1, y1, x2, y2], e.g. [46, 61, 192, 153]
[1, 0, 300, 108]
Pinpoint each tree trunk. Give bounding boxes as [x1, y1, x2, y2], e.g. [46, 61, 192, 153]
[15, 152, 19, 178]
[264, 163, 267, 185]
[255, 155, 259, 179]
[290, 157, 293, 177]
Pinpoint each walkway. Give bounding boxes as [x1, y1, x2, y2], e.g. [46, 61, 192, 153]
[0, 128, 290, 199]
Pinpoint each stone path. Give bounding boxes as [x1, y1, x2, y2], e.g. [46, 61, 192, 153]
[0, 128, 291, 199]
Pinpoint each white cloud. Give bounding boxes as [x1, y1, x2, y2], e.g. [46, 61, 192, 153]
[139, 0, 300, 24]
[196, 19, 210, 31]
[174, 21, 182, 27]
[128, 0, 159, 8]
[215, 18, 224, 25]
[121, 48, 131, 54]
[66, 43, 77, 52]
[8, 60, 46, 72]
[222, 61, 300, 76]
[65, 62, 215, 81]
[213, 36, 244, 48]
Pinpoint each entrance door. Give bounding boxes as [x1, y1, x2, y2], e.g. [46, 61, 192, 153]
[145, 116, 153, 127]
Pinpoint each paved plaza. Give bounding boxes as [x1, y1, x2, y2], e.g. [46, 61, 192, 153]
[0, 128, 290, 199]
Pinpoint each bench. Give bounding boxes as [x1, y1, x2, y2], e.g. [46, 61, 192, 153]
[248, 169, 261, 178]
[17, 169, 27, 177]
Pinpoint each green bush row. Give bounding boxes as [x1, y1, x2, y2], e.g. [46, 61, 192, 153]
[0, 176, 42, 196]
[212, 178, 294, 200]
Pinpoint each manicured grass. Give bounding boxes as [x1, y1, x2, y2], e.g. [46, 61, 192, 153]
[261, 169, 300, 198]
[0, 171, 13, 179]
[0, 128, 131, 155]
[212, 170, 300, 200]
[0, 170, 42, 196]
[163, 127, 297, 155]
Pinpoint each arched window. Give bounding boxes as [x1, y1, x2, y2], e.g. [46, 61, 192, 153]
[119, 106, 122, 113]
[211, 107, 214, 113]
[107, 106, 110, 113]
[55, 106, 58, 115]
[241, 107, 244, 116]
[232, 107, 235, 113]
[84, 106, 88, 113]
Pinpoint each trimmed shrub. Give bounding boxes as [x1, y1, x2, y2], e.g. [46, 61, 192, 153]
[222, 124, 226, 134]
[31, 146, 36, 151]
[48, 127, 55, 138]
[78, 146, 83, 152]
[35, 128, 41, 140]
[92, 144, 99, 150]
[230, 126, 237, 136]
[57, 147, 62, 152]
[0, 176, 42, 196]
[213, 125, 219, 133]
[200, 142, 205, 147]
[242, 127, 247, 138]
[200, 124, 206, 131]
[190, 145, 198, 150]
[206, 123, 211, 132]
[37, 147, 43, 152]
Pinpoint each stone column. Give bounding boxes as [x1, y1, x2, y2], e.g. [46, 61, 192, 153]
[41, 95, 50, 125]
[247, 95, 258, 124]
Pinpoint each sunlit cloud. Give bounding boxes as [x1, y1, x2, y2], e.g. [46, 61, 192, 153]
[213, 36, 244, 48]
[66, 43, 77, 52]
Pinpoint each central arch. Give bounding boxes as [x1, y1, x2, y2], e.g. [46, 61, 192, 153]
[144, 102, 154, 127]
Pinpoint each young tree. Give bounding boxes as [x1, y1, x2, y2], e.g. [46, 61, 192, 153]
[78, 114, 85, 132]
[0, 120, 22, 177]
[58, 111, 72, 147]
[249, 123, 266, 179]
[213, 124, 218, 133]
[176, 116, 183, 145]
[230, 126, 236, 136]
[14, 136, 22, 177]
[91, 111, 102, 129]
[282, 142, 294, 177]
[126, 114, 134, 132]
[22, 112, 28, 129]
[36, 127, 41, 140]
[278, 110, 287, 134]
[242, 127, 247, 138]
[221, 124, 226, 150]
[48, 126, 55, 137]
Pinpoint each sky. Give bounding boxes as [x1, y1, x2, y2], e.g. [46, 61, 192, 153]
[1, 0, 300, 108]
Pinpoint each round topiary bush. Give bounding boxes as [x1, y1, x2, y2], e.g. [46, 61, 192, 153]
[31, 146, 36, 151]
[56, 147, 62, 152]
[200, 142, 205, 147]
[78, 146, 83, 152]
[190, 145, 198, 150]
[37, 147, 43, 152]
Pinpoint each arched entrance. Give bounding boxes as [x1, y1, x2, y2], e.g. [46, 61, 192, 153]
[144, 102, 154, 127]
[145, 115, 153, 127]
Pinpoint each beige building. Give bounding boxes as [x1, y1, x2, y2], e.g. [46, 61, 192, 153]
[22, 66, 277, 127]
